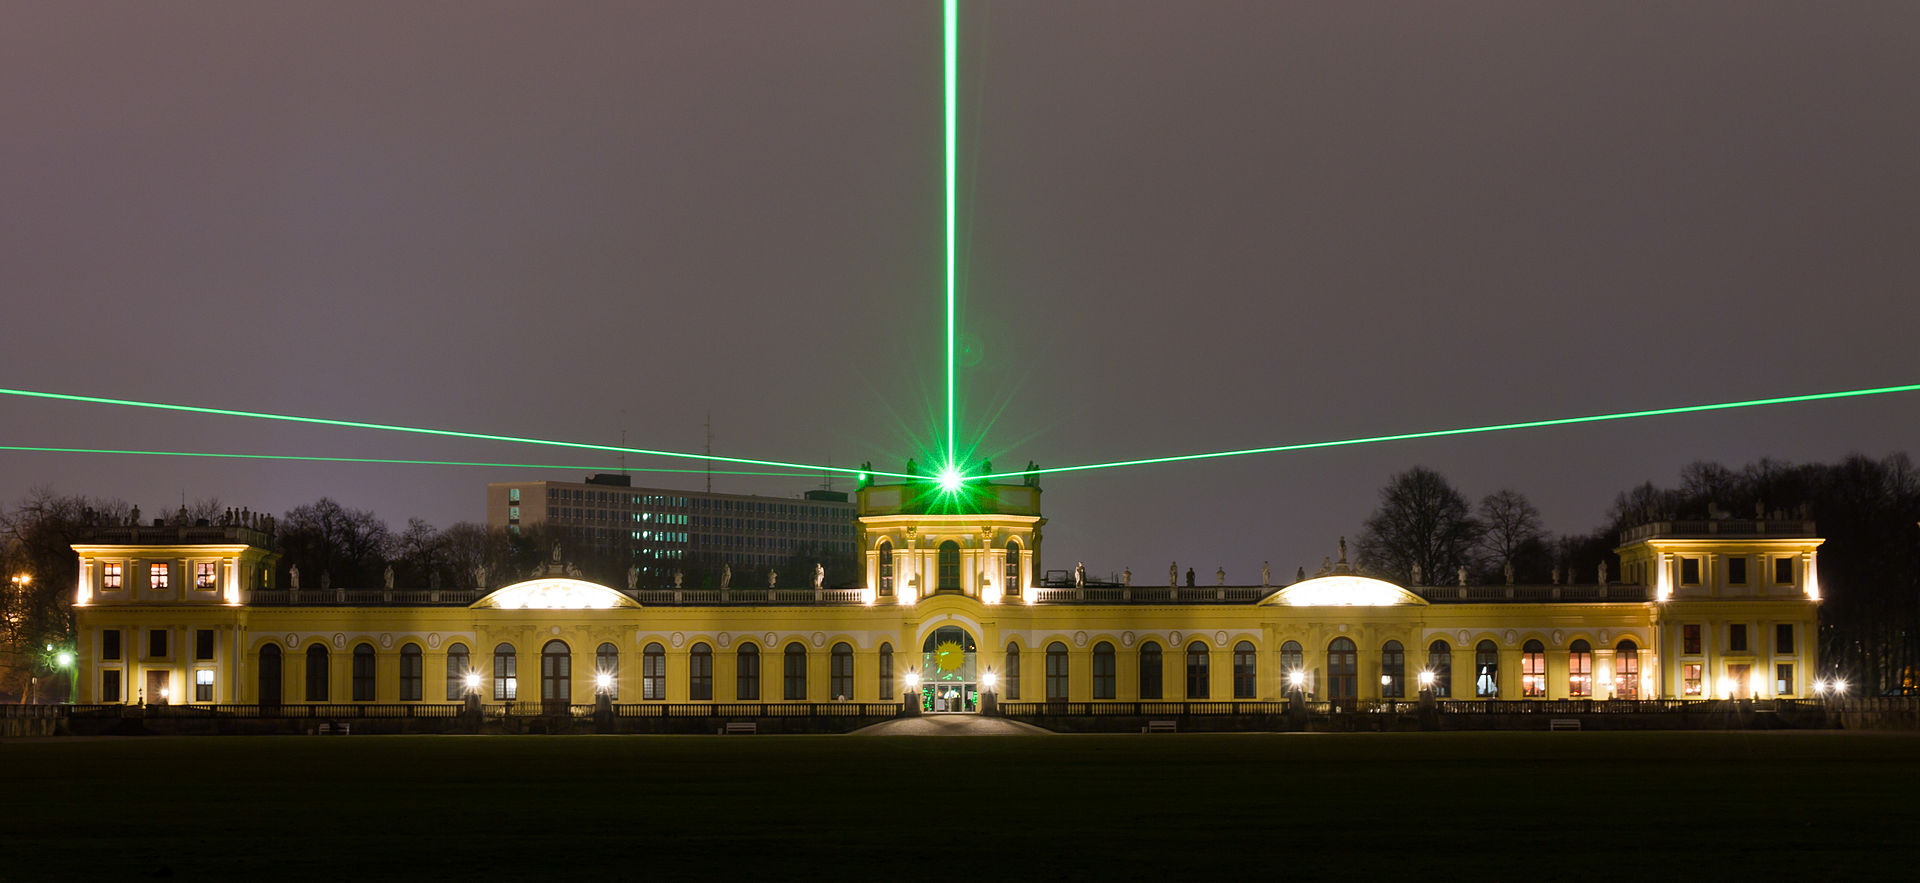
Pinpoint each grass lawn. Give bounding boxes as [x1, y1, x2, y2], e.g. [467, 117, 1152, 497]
[7, 731, 1919, 880]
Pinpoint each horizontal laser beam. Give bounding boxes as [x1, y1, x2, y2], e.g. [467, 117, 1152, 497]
[0, 387, 914, 480]
[979, 382, 1920, 481]
[0, 445, 822, 478]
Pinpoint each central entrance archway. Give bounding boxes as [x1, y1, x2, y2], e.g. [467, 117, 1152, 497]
[921, 626, 978, 713]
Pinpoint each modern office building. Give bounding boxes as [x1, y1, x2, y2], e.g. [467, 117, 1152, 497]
[69, 477, 1822, 715]
[484, 474, 857, 573]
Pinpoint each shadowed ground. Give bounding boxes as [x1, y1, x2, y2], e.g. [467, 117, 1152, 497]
[7, 731, 1918, 880]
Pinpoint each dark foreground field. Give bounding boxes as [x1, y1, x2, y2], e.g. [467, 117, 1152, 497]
[7, 731, 1919, 880]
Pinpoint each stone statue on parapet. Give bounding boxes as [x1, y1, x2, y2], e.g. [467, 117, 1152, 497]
[552, 541, 563, 564]
[1169, 562, 1178, 587]
[1074, 562, 1086, 588]
[1504, 561, 1515, 586]
[1215, 566, 1225, 586]
[627, 566, 638, 591]
[1457, 565, 1468, 587]
[1411, 563, 1422, 586]
[813, 563, 825, 589]
[475, 564, 489, 590]
[384, 565, 395, 590]
[673, 569, 685, 589]
[1122, 566, 1132, 586]
[1598, 561, 1608, 586]
[1551, 565, 1561, 586]
[1262, 561, 1271, 587]
[768, 569, 778, 588]
[289, 564, 300, 590]
[720, 563, 732, 589]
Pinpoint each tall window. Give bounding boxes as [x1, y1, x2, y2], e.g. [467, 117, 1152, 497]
[1139, 642, 1163, 699]
[830, 643, 854, 699]
[1521, 640, 1545, 698]
[1729, 624, 1748, 653]
[1774, 557, 1794, 585]
[445, 643, 470, 700]
[877, 540, 894, 596]
[1476, 641, 1499, 698]
[643, 643, 666, 700]
[1233, 641, 1257, 699]
[1683, 663, 1703, 695]
[1326, 638, 1357, 706]
[1045, 642, 1068, 700]
[195, 668, 215, 702]
[737, 644, 760, 700]
[879, 643, 893, 700]
[102, 629, 122, 661]
[784, 643, 808, 700]
[1004, 540, 1022, 593]
[592, 642, 619, 699]
[257, 644, 280, 706]
[1186, 642, 1211, 699]
[149, 562, 170, 590]
[104, 669, 123, 703]
[1380, 640, 1404, 699]
[1568, 640, 1593, 697]
[937, 541, 960, 592]
[1280, 641, 1304, 692]
[688, 643, 712, 700]
[1092, 642, 1116, 699]
[305, 644, 329, 702]
[1683, 624, 1702, 654]
[399, 643, 422, 701]
[1428, 640, 1452, 698]
[1615, 639, 1639, 699]
[1776, 624, 1795, 655]
[493, 643, 517, 700]
[1004, 643, 1021, 700]
[1775, 663, 1794, 696]
[542, 641, 571, 707]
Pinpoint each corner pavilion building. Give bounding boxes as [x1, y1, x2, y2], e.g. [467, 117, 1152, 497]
[69, 478, 1823, 721]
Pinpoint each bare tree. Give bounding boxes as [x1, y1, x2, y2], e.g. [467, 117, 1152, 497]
[1356, 467, 1481, 585]
[1476, 489, 1548, 581]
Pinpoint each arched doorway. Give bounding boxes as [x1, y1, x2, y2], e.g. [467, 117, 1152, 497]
[541, 640, 571, 712]
[920, 625, 978, 712]
[258, 644, 281, 707]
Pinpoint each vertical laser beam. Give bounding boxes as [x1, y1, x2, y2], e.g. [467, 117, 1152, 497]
[944, 0, 958, 468]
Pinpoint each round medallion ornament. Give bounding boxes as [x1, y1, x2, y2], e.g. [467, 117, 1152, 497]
[1121, 631, 1136, 647]
[670, 632, 685, 649]
[717, 632, 732, 648]
[811, 631, 826, 648]
[1599, 629, 1610, 644]
[1214, 630, 1229, 647]
[1073, 630, 1088, 648]
[764, 631, 777, 648]
[1168, 630, 1183, 646]
[550, 625, 561, 636]
[1505, 630, 1518, 644]
[1337, 624, 1348, 633]
[1552, 630, 1564, 645]
[1457, 630, 1469, 645]
[427, 633, 441, 649]
[331, 633, 346, 649]
[379, 633, 393, 649]
[285, 633, 298, 648]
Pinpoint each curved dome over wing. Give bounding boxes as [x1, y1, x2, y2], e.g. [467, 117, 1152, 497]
[472, 578, 638, 610]
[1263, 574, 1427, 607]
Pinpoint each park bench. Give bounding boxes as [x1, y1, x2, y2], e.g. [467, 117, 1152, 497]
[1142, 720, 1178, 734]
[317, 722, 351, 735]
[722, 721, 758, 735]
[1549, 718, 1581, 731]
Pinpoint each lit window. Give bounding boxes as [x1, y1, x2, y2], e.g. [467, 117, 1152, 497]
[508, 506, 520, 521]
[509, 488, 521, 502]
[1568, 640, 1592, 698]
[1683, 663, 1703, 696]
[1683, 624, 1702, 655]
[149, 563, 170, 590]
[1520, 640, 1546, 698]
[102, 563, 123, 590]
[541, 641, 571, 709]
[1380, 640, 1404, 699]
[493, 643, 517, 700]
[1775, 663, 1794, 696]
[445, 644, 470, 700]
[1427, 640, 1452, 698]
[642, 643, 666, 700]
[1615, 640, 1639, 699]
[1475, 641, 1499, 698]
[195, 562, 216, 590]
[600, 643, 623, 700]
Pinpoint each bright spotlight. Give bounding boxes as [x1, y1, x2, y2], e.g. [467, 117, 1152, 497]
[464, 671, 482, 691]
[596, 672, 613, 691]
[1834, 679, 1848, 695]
[904, 671, 921, 690]
[55, 651, 74, 668]
[1417, 670, 1435, 688]
[1288, 670, 1305, 689]
[937, 466, 964, 493]
[981, 670, 998, 689]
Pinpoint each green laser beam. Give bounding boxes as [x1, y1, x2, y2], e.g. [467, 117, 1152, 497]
[944, 0, 959, 468]
[0, 387, 915, 480]
[977, 382, 1920, 481]
[0, 445, 821, 477]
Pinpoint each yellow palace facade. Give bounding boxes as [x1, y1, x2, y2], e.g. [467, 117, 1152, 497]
[70, 481, 1823, 715]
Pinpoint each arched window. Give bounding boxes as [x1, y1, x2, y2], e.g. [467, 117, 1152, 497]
[736, 644, 760, 700]
[1615, 639, 1639, 699]
[1475, 641, 1499, 698]
[1004, 643, 1021, 700]
[1569, 639, 1593, 698]
[643, 642, 666, 701]
[1092, 642, 1116, 699]
[444, 643, 469, 700]
[350, 643, 374, 703]
[1186, 642, 1211, 699]
[399, 643, 423, 701]
[1427, 640, 1452, 698]
[597, 642, 621, 700]
[493, 643, 517, 700]
[305, 644, 329, 702]
[542, 640, 572, 709]
[1327, 638, 1357, 707]
[1045, 642, 1069, 700]
[877, 540, 894, 596]
[1139, 642, 1164, 699]
[1280, 641, 1304, 693]
[937, 540, 960, 592]
[1004, 540, 1022, 593]
[1233, 641, 1258, 699]
[830, 642, 854, 699]
[879, 643, 894, 700]
[258, 644, 282, 707]
[1521, 640, 1546, 698]
[688, 643, 712, 701]
[1381, 640, 1405, 699]
[784, 643, 808, 700]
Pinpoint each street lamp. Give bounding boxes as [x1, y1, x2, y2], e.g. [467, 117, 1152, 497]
[1417, 670, 1435, 689]
[981, 670, 997, 690]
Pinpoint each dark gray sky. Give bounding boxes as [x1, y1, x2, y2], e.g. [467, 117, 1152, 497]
[4, 1, 1918, 580]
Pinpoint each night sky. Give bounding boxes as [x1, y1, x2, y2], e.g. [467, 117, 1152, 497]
[3, 1, 1917, 582]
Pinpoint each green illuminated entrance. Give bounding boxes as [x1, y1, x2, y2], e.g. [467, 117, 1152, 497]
[921, 626, 978, 713]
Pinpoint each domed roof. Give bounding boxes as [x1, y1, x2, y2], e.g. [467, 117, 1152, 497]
[1262, 574, 1427, 607]
[472, 578, 638, 610]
